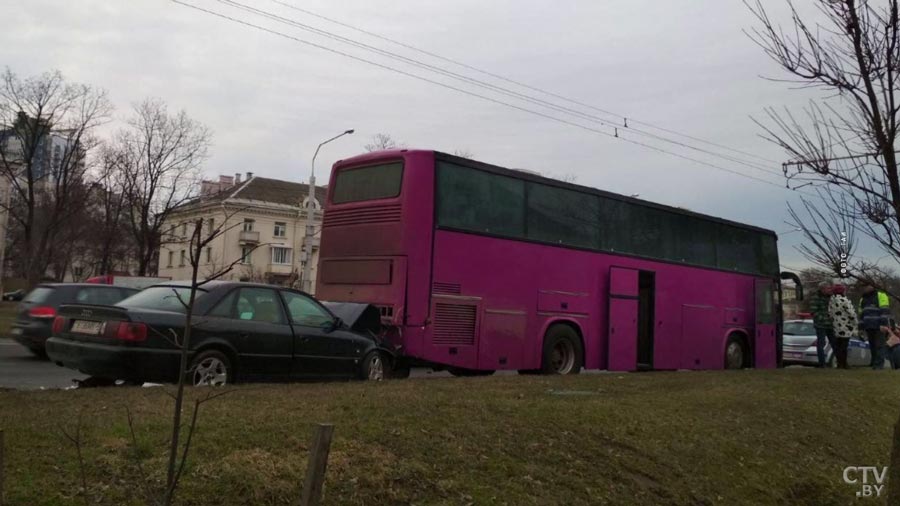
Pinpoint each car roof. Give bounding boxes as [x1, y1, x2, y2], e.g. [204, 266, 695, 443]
[36, 283, 137, 289]
[149, 280, 303, 291]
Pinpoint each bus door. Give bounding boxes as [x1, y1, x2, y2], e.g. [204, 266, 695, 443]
[755, 278, 777, 368]
[607, 267, 639, 371]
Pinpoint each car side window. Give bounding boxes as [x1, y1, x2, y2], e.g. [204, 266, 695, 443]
[225, 288, 286, 324]
[208, 289, 237, 318]
[281, 291, 334, 327]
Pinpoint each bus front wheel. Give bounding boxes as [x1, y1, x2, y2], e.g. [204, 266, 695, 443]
[724, 335, 748, 370]
[541, 325, 584, 375]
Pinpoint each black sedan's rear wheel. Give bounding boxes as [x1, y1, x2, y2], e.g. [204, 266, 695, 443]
[360, 351, 390, 381]
[189, 349, 233, 386]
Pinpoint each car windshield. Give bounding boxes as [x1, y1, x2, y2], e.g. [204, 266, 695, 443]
[117, 286, 205, 313]
[23, 287, 54, 303]
[783, 321, 815, 336]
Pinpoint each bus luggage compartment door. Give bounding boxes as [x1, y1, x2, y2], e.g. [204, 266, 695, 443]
[607, 267, 639, 371]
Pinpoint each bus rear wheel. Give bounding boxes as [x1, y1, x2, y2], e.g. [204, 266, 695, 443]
[541, 325, 584, 375]
[724, 335, 748, 370]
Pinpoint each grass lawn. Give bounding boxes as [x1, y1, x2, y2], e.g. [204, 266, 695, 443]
[0, 301, 17, 336]
[1, 369, 898, 505]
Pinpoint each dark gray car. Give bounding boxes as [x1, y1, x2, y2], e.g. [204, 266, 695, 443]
[11, 283, 138, 357]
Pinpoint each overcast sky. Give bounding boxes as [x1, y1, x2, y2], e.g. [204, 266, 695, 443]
[3, 0, 878, 270]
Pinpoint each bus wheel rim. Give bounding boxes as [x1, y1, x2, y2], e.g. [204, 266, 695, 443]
[552, 341, 575, 374]
[368, 355, 384, 381]
[726, 342, 743, 369]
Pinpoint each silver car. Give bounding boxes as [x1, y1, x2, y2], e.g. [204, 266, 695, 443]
[781, 319, 871, 367]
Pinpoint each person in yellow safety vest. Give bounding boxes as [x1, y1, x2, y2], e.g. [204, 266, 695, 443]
[858, 285, 891, 370]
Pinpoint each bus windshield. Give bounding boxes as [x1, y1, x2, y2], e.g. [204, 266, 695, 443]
[332, 162, 403, 204]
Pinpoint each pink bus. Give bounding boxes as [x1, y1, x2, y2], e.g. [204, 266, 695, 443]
[317, 150, 798, 375]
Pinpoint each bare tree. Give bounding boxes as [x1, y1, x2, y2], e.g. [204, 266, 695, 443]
[452, 148, 475, 159]
[85, 148, 133, 276]
[112, 99, 210, 276]
[0, 68, 112, 284]
[125, 210, 262, 505]
[746, 3, 900, 498]
[746, 0, 900, 293]
[364, 133, 404, 152]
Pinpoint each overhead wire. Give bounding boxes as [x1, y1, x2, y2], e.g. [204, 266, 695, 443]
[171, 0, 814, 195]
[214, 0, 783, 179]
[266, 0, 782, 166]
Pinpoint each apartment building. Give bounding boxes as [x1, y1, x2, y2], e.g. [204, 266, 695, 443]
[158, 173, 326, 292]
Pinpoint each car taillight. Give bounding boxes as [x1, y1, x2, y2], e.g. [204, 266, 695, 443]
[29, 306, 56, 319]
[115, 322, 147, 342]
[52, 316, 65, 334]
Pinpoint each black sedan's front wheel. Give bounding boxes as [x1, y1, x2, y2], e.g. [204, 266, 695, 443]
[359, 351, 390, 381]
[189, 349, 233, 386]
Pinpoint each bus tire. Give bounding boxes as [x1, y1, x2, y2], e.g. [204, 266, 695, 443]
[724, 334, 748, 370]
[541, 325, 583, 375]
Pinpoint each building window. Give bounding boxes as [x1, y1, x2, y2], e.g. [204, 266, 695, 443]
[207, 217, 215, 235]
[180, 250, 186, 267]
[181, 222, 187, 237]
[241, 246, 253, 264]
[73, 265, 83, 277]
[243, 219, 254, 232]
[274, 222, 286, 237]
[167, 251, 174, 267]
[205, 247, 212, 263]
[271, 247, 291, 265]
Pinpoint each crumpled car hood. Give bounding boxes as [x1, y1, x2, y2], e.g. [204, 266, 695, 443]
[321, 301, 382, 336]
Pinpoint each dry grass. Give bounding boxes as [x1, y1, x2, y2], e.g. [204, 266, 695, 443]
[1, 369, 898, 505]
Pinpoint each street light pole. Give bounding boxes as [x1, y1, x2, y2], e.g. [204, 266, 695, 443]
[301, 129, 354, 293]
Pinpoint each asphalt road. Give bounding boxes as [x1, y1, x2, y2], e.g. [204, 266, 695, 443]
[0, 339, 86, 389]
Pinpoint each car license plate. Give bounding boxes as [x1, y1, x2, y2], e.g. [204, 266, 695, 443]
[71, 320, 103, 335]
[787, 352, 803, 359]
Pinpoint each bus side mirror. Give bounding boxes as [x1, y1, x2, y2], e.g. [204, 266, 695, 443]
[780, 271, 803, 301]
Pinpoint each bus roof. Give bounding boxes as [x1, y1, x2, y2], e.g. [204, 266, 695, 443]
[333, 149, 778, 239]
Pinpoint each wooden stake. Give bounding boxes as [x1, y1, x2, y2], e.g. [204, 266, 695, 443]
[300, 424, 334, 506]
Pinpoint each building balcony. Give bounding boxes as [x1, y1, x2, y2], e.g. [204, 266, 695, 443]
[239, 230, 260, 243]
[266, 263, 293, 275]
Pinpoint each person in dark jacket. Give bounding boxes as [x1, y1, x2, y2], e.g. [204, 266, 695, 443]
[858, 284, 891, 370]
[809, 283, 835, 367]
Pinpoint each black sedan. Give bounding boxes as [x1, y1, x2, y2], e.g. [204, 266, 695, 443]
[45, 281, 392, 385]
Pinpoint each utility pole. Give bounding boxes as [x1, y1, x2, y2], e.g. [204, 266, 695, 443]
[302, 129, 353, 294]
